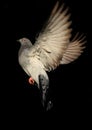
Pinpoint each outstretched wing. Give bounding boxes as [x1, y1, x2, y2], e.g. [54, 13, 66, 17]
[34, 2, 72, 71]
[60, 33, 86, 64]
[29, 2, 85, 72]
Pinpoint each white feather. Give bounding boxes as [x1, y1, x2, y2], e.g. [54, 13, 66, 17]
[27, 2, 85, 71]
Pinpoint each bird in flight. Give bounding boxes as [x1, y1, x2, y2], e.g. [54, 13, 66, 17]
[17, 1, 86, 110]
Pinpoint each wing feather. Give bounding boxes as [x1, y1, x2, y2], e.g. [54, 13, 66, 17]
[60, 34, 86, 64]
[29, 2, 85, 71]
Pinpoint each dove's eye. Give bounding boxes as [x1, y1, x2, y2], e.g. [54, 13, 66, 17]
[23, 39, 26, 42]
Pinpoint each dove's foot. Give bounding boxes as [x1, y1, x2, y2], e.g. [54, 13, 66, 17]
[28, 77, 35, 85]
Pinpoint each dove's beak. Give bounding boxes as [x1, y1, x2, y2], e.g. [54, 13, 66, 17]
[17, 40, 21, 43]
[17, 40, 19, 42]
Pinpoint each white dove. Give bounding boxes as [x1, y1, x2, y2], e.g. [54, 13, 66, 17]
[18, 2, 86, 109]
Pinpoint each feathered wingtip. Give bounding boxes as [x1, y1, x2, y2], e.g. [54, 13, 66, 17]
[71, 32, 86, 49]
[61, 33, 86, 64]
[48, 1, 69, 23]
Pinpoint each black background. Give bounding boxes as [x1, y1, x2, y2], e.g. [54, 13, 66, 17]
[1, 0, 91, 120]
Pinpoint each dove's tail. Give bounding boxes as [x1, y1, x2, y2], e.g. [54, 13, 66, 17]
[60, 33, 86, 64]
[39, 74, 53, 111]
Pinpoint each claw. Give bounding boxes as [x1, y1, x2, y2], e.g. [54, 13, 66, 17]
[28, 77, 35, 85]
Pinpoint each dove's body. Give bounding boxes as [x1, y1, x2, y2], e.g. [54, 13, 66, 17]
[18, 2, 86, 110]
[18, 44, 49, 88]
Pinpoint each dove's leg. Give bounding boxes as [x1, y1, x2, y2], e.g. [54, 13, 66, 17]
[28, 77, 35, 85]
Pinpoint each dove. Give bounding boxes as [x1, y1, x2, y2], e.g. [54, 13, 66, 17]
[17, 1, 86, 110]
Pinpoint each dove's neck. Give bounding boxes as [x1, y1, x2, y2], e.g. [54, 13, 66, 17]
[18, 44, 31, 57]
[21, 44, 31, 48]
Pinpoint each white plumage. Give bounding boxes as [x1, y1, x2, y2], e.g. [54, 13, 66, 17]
[18, 2, 86, 108]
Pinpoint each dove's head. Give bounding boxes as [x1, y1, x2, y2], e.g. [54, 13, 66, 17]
[18, 37, 32, 47]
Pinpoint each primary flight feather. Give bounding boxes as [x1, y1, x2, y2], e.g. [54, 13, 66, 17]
[18, 1, 86, 109]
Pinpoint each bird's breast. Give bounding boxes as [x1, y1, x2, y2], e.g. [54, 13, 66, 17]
[18, 48, 30, 67]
